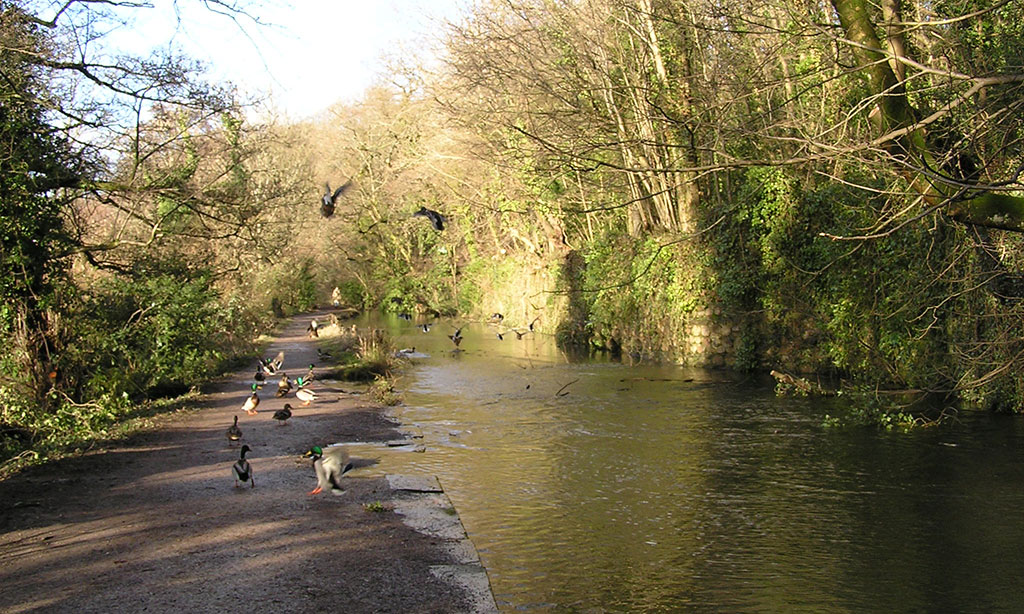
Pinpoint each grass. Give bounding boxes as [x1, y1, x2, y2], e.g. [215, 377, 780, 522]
[363, 500, 390, 513]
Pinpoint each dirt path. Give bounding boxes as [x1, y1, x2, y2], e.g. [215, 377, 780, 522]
[0, 311, 485, 614]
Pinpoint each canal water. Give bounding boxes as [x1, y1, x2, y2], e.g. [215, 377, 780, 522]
[364, 315, 1024, 612]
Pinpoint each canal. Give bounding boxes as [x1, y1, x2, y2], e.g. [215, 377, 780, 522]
[365, 315, 1024, 612]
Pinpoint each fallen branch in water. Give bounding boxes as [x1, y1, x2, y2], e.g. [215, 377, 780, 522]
[770, 370, 835, 396]
[556, 379, 579, 397]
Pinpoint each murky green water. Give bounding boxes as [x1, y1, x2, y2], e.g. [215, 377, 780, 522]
[365, 315, 1024, 612]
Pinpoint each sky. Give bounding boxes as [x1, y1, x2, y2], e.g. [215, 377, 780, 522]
[95, 0, 470, 120]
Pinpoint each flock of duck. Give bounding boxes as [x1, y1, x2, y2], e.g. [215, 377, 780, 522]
[396, 311, 541, 352]
[227, 343, 353, 496]
[225, 180, 467, 495]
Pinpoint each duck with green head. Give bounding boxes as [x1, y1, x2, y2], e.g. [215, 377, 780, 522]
[242, 384, 260, 415]
[295, 382, 317, 406]
[303, 445, 353, 495]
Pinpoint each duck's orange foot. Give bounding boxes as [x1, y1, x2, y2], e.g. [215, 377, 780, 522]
[308, 486, 322, 495]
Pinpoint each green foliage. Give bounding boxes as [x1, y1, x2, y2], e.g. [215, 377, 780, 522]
[66, 270, 234, 398]
[822, 397, 921, 431]
[333, 280, 366, 308]
[561, 229, 708, 359]
[363, 500, 389, 513]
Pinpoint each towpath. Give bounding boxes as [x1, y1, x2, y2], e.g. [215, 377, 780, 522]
[0, 310, 492, 613]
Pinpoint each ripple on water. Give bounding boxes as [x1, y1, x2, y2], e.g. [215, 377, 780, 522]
[365, 316, 1024, 612]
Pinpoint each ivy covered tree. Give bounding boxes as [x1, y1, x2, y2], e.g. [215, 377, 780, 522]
[0, 3, 81, 409]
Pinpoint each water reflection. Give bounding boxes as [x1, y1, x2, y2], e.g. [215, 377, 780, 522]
[359, 314, 1024, 612]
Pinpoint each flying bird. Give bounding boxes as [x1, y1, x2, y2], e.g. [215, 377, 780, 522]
[232, 445, 255, 488]
[270, 351, 285, 372]
[321, 179, 352, 218]
[304, 445, 354, 496]
[448, 327, 463, 347]
[260, 351, 284, 375]
[413, 206, 446, 231]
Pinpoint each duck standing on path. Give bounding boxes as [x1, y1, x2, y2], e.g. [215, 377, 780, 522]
[276, 373, 292, 398]
[226, 415, 242, 445]
[307, 319, 319, 338]
[304, 445, 353, 495]
[304, 363, 316, 384]
[233, 445, 255, 488]
[296, 386, 318, 406]
[242, 384, 260, 415]
[254, 368, 265, 388]
[272, 404, 293, 426]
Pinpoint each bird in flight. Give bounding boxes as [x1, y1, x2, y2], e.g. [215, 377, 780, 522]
[413, 206, 446, 231]
[321, 179, 353, 218]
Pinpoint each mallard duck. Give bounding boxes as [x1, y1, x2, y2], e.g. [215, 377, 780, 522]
[295, 387, 318, 406]
[420, 323, 431, 333]
[254, 368, 265, 386]
[275, 373, 292, 398]
[270, 351, 285, 372]
[413, 205, 446, 231]
[226, 415, 242, 445]
[233, 445, 254, 488]
[272, 404, 292, 425]
[307, 319, 319, 338]
[242, 384, 260, 415]
[304, 364, 316, 383]
[321, 179, 352, 218]
[304, 445, 353, 495]
[529, 316, 540, 331]
[448, 327, 463, 347]
[317, 348, 333, 361]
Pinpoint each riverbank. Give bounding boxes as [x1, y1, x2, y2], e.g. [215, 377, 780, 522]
[0, 310, 496, 614]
